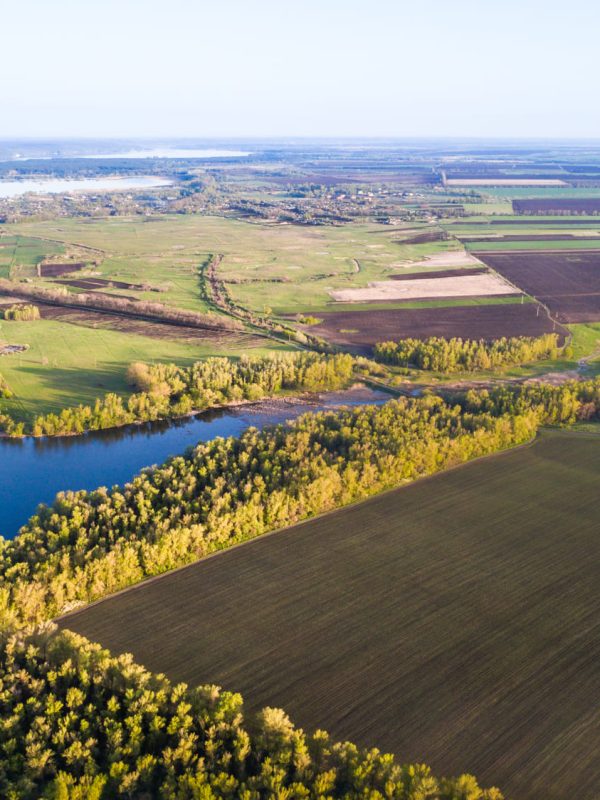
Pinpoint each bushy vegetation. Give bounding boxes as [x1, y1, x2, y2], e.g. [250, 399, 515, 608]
[2, 304, 40, 322]
[374, 333, 563, 372]
[296, 314, 323, 326]
[0, 627, 502, 800]
[0, 353, 355, 437]
[0, 373, 12, 399]
[4, 378, 600, 628]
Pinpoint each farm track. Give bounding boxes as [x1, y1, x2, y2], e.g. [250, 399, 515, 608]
[61, 431, 600, 800]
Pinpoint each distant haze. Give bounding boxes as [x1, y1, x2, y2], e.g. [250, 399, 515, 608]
[3, 0, 600, 139]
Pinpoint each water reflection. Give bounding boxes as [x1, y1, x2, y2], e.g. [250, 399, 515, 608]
[0, 387, 390, 539]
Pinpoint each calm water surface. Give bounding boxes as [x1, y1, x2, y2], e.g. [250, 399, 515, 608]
[0, 175, 172, 198]
[0, 387, 389, 539]
[80, 148, 251, 159]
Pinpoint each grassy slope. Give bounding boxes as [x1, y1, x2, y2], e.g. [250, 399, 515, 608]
[62, 430, 600, 800]
[0, 318, 285, 421]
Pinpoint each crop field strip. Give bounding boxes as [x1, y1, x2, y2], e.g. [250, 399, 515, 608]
[460, 234, 600, 243]
[514, 198, 600, 214]
[389, 266, 489, 280]
[464, 240, 600, 252]
[475, 250, 600, 323]
[61, 431, 600, 800]
[307, 302, 565, 351]
[329, 272, 517, 303]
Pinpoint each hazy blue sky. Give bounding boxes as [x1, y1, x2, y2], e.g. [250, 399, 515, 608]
[3, 0, 599, 138]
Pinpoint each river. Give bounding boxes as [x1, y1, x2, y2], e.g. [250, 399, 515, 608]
[0, 386, 390, 539]
[0, 175, 172, 198]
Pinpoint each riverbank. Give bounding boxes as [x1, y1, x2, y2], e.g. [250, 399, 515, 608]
[0, 384, 390, 538]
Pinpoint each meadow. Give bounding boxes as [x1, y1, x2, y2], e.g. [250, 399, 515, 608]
[4, 213, 600, 418]
[62, 429, 600, 800]
[465, 238, 600, 252]
[480, 186, 600, 200]
[0, 318, 281, 421]
[0, 234, 63, 279]
[5, 216, 467, 316]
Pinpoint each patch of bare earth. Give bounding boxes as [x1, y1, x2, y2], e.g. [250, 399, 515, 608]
[330, 273, 517, 303]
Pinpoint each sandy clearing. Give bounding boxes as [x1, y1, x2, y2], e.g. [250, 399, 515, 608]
[392, 251, 483, 270]
[330, 273, 518, 302]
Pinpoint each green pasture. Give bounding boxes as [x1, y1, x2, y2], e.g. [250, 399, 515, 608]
[0, 234, 63, 279]
[7, 216, 465, 316]
[465, 238, 600, 252]
[482, 186, 600, 200]
[0, 318, 285, 422]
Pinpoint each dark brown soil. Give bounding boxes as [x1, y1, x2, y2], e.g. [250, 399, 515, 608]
[32, 302, 261, 344]
[389, 267, 489, 281]
[60, 432, 600, 800]
[397, 230, 447, 245]
[309, 302, 565, 351]
[54, 277, 154, 291]
[38, 262, 86, 277]
[475, 250, 600, 322]
[513, 199, 600, 215]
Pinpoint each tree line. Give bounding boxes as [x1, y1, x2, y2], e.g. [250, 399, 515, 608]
[2, 304, 40, 321]
[2, 379, 598, 798]
[374, 334, 564, 373]
[3, 377, 599, 630]
[199, 254, 327, 348]
[0, 353, 355, 437]
[0, 626, 503, 799]
[0, 278, 242, 332]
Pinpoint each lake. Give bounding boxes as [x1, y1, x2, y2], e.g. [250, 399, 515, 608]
[80, 148, 251, 159]
[0, 386, 390, 539]
[0, 175, 172, 198]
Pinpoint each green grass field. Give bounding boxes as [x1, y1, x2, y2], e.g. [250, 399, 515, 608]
[481, 186, 600, 200]
[61, 429, 600, 800]
[3, 215, 600, 419]
[461, 202, 513, 215]
[0, 234, 64, 279]
[0, 318, 284, 421]
[465, 239, 600, 252]
[6, 216, 465, 316]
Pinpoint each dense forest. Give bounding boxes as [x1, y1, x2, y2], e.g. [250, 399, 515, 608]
[2, 380, 598, 798]
[0, 627, 503, 800]
[0, 353, 355, 437]
[3, 378, 599, 629]
[2, 304, 40, 321]
[374, 333, 563, 372]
